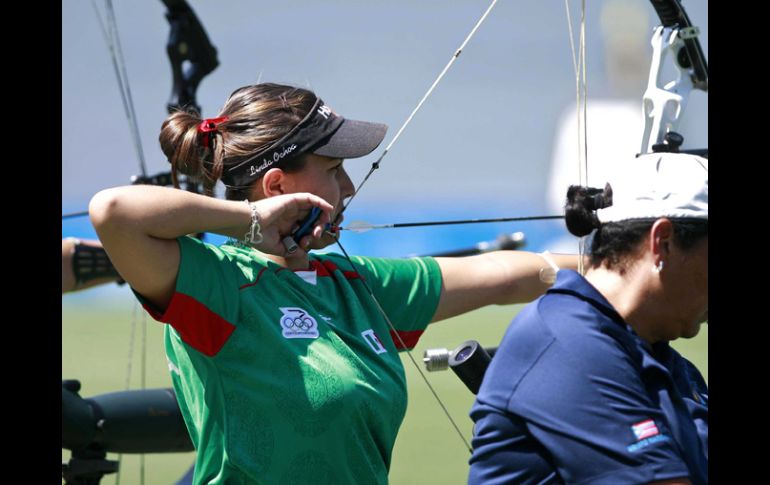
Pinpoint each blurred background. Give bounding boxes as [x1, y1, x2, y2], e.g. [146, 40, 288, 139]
[62, 1, 708, 483]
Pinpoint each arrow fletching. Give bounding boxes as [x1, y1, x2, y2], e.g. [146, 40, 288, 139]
[343, 220, 383, 233]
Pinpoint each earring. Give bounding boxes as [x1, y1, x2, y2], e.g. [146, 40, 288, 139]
[652, 260, 664, 273]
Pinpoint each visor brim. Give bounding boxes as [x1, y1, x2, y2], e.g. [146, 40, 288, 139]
[312, 119, 387, 159]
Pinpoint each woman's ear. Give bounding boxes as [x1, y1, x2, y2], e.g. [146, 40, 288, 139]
[261, 168, 287, 197]
[650, 218, 674, 259]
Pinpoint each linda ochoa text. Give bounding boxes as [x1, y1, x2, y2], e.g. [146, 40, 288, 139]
[249, 144, 298, 176]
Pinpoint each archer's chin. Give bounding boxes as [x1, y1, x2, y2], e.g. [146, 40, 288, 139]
[309, 234, 338, 251]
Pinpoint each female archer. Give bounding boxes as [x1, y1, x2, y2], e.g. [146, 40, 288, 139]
[90, 82, 578, 484]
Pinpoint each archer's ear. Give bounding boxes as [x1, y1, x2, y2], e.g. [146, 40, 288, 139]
[261, 168, 287, 197]
[650, 218, 674, 258]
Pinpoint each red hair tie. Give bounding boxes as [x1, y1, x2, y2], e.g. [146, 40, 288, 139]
[197, 116, 229, 148]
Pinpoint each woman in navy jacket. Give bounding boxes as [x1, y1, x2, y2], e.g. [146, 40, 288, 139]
[469, 152, 708, 485]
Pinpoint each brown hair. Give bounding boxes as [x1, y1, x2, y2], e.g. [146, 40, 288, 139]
[159, 83, 317, 200]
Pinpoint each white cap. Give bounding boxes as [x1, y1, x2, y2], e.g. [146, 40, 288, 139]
[597, 152, 708, 223]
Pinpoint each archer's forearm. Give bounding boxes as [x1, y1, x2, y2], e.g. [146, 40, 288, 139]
[89, 185, 251, 242]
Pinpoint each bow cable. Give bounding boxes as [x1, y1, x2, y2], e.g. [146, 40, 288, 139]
[564, 0, 588, 275]
[90, 0, 148, 178]
[91, 1, 151, 482]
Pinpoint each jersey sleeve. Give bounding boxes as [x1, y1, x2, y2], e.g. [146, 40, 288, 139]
[469, 299, 692, 484]
[347, 255, 443, 350]
[133, 236, 254, 356]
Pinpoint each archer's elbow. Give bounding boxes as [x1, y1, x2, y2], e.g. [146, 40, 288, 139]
[89, 187, 127, 235]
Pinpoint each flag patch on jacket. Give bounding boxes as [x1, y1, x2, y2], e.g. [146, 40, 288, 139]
[631, 419, 659, 441]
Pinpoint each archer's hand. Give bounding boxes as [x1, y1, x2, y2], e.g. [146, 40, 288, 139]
[249, 193, 333, 257]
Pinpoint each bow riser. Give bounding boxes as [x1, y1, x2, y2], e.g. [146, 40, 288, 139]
[641, 26, 695, 154]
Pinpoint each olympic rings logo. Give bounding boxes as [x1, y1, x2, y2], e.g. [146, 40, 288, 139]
[281, 315, 315, 331]
[279, 307, 319, 338]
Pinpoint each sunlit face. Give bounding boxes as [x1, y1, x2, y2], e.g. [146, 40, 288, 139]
[282, 153, 355, 248]
[662, 236, 708, 339]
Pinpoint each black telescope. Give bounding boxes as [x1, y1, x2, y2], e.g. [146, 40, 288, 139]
[63, 379, 193, 453]
[62, 379, 194, 484]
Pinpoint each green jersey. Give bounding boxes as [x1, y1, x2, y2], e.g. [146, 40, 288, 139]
[139, 236, 443, 484]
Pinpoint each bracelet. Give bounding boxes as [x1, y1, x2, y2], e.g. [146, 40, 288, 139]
[538, 251, 560, 285]
[243, 200, 263, 246]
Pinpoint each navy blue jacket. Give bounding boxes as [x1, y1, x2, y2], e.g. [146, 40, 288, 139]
[469, 270, 708, 484]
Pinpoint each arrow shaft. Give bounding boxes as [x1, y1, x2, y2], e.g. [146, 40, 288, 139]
[344, 215, 563, 231]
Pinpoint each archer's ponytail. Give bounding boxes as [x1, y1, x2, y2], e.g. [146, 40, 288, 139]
[159, 110, 227, 197]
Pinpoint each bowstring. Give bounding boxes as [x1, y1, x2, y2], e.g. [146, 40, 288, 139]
[564, 0, 588, 275]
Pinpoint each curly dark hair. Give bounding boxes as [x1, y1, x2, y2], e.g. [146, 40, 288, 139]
[565, 184, 708, 270]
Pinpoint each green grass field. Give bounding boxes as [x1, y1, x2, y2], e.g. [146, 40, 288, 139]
[63, 296, 707, 484]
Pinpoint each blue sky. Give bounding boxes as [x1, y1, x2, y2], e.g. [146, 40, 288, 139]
[63, 0, 708, 260]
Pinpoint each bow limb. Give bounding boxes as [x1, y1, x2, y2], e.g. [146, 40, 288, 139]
[160, 0, 219, 115]
[130, 1, 220, 199]
[63, 0, 219, 215]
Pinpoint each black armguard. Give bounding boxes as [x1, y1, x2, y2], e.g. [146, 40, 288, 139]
[72, 242, 125, 285]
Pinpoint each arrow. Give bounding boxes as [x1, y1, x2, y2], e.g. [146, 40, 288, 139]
[338, 215, 564, 233]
